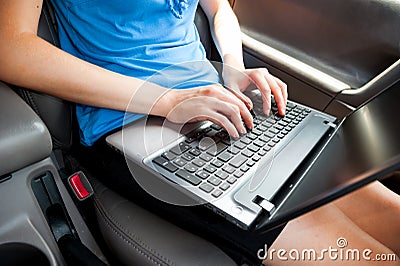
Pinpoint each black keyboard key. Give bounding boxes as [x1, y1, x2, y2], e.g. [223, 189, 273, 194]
[218, 151, 234, 162]
[242, 149, 254, 158]
[252, 129, 263, 136]
[196, 170, 210, 179]
[208, 176, 222, 186]
[181, 153, 195, 162]
[184, 164, 198, 173]
[199, 138, 217, 151]
[207, 142, 228, 156]
[185, 133, 198, 143]
[178, 142, 191, 153]
[192, 158, 206, 167]
[253, 118, 263, 125]
[263, 146, 272, 152]
[189, 148, 201, 157]
[266, 117, 276, 124]
[278, 121, 288, 127]
[223, 165, 236, 174]
[170, 142, 191, 155]
[283, 118, 292, 124]
[210, 124, 222, 131]
[258, 150, 267, 156]
[240, 165, 250, 172]
[247, 133, 258, 140]
[287, 102, 296, 109]
[162, 152, 176, 161]
[202, 127, 212, 134]
[227, 146, 241, 155]
[200, 153, 213, 162]
[252, 154, 261, 162]
[277, 133, 285, 139]
[268, 141, 276, 148]
[269, 128, 279, 134]
[247, 160, 256, 167]
[260, 135, 271, 143]
[257, 125, 268, 132]
[240, 137, 252, 145]
[173, 158, 187, 167]
[229, 154, 247, 168]
[212, 189, 223, 198]
[227, 177, 237, 184]
[253, 139, 265, 147]
[204, 165, 217, 173]
[222, 137, 236, 145]
[248, 144, 260, 153]
[262, 120, 274, 127]
[211, 159, 224, 168]
[216, 131, 229, 139]
[234, 170, 244, 178]
[265, 132, 275, 138]
[176, 169, 201, 186]
[272, 137, 280, 143]
[219, 183, 230, 191]
[199, 183, 214, 193]
[153, 157, 179, 172]
[215, 170, 229, 180]
[234, 141, 246, 150]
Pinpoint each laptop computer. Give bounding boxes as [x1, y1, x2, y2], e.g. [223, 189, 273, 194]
[106, 80, 400, 231]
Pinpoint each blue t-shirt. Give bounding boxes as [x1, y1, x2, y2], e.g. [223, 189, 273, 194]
[50, 0, 220, 146]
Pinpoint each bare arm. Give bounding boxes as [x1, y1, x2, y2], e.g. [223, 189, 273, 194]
[0, 0, 253, 138]
[0, 0, 175, 116]
[200, 0, 288, 115]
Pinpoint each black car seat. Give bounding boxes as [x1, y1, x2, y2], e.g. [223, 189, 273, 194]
[12, 1, 236, 265]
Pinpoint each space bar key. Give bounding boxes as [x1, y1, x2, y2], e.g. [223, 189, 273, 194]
[176, 169, 202, 186]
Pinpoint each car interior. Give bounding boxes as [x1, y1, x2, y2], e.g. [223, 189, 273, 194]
[0, 0, 399, 265]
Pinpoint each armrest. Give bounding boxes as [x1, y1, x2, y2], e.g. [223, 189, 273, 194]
[0, 82, 52, 176]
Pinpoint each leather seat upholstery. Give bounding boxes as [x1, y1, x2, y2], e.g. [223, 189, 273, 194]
[11, 1, 236, 265]
[93, 179, 235, 266]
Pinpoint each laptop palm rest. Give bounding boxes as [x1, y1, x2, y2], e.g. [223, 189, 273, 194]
[234, 115, 332, 214]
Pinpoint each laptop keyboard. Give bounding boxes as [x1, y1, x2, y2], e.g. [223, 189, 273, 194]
[151, 99, 311, 199]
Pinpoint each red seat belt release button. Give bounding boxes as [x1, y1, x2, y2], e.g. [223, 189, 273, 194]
[68, 171, 93, 200]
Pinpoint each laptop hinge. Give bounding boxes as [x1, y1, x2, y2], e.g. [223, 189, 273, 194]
[324, 120, 337, 128]
[258, 199, 275, 214]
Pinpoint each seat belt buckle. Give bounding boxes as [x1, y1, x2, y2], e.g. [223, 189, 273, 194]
[67, 171, 94, 201]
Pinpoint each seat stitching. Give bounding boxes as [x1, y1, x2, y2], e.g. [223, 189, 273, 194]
[94, 198, 176, 266]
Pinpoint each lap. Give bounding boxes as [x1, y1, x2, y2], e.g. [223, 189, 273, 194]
[74, 140, 284, 264]
[266, 202, 399, 265]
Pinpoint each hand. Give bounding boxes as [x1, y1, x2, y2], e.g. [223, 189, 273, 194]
[223, 66, 288, 116]
[161, 84, 254, 138]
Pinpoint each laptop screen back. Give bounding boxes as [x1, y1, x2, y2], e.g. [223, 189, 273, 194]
[258, 80, 400, 231]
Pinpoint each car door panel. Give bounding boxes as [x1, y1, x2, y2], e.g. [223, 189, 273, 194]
[233, 0, 400, 113]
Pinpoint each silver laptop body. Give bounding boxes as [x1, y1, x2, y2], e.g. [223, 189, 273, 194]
[106, 91, 336, 229]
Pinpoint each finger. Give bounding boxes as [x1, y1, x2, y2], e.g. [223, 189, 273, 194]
[264, 73, 286, 116]
[247, 69, 272, 115]
[207, 111, 240, 139]
[224, 85, 254, 110]
[274, 76, 288, 105]
[221, 102, 247, 135]
[212, 86, 254, 130]
[242, 93, 254, 110]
